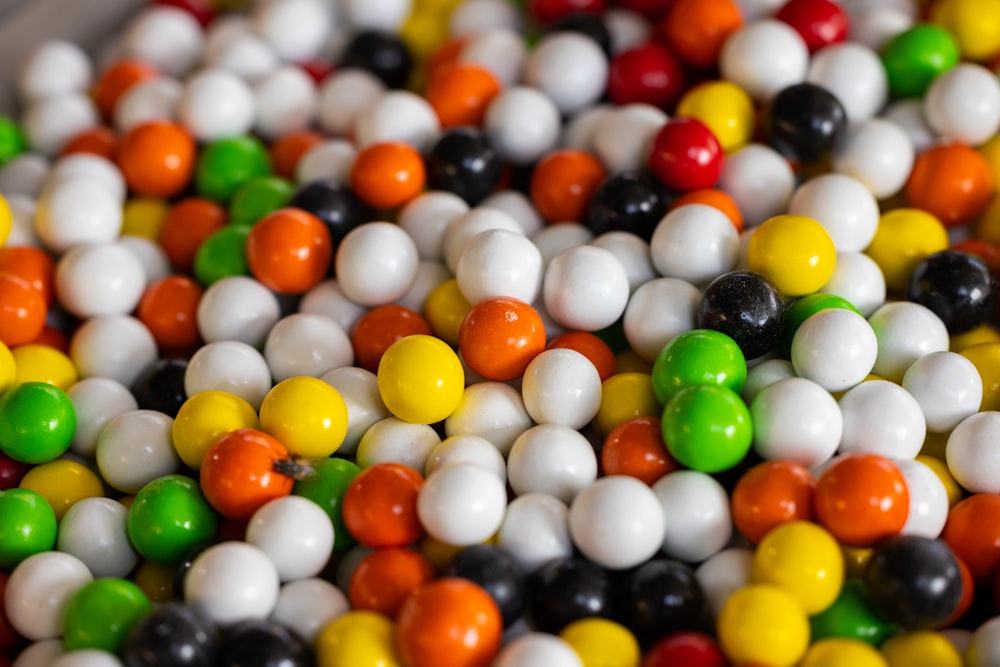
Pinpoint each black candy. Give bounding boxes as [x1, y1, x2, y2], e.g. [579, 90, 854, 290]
[122, 604, 218, 667]
[623, 559, 709, 647]
[906, 249, 995, 334]
[338, 30, 413, 90]
[288, 180, 373, 251]
[132, 357, 188, 418]
[698, 270, 784, 360]
[218, 620, 315, 667]
[444, 544, 528, 628]
[528, 556, 618, 633]
[586, 171, 671, 241]
[765, 82, 848, 165]
[426, 128, 504, 206]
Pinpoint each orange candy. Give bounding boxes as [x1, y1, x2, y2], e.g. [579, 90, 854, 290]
[942, 493, 1000, 585]
[670, 188, 744, 232]
[199, 429, 295, 520]
[61, 126, 118, 161]
[396, 578, 503, 667]
[530, 149, 607, 223]
[0, 272, 46, 347]
[351, 304, 433, 372]
[731, 460, 816, 544]
[601, 416, 678, 485]
[658, 0, 743, 69]
[0, 246, 55, 306]
[93, 59, 159, 119]
[426, 63, 501, 128]
[906, 143, 995, 227]
[159, 197, 228, 272]
[269, 130, 324, 179]
[117, 121, 196, 198]
[349, 547, 436, 618]
[458, 297, 547, 382]
[813, 454, 909, 548]
[350, 142, 426, 211]
[137, 275, 204, 354]
[246, 208, 332, 294]
[341, 463, 425, 548]
[547, 331, 618, 382]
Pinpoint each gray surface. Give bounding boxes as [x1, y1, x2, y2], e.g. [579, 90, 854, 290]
[0, 0, 146, 115]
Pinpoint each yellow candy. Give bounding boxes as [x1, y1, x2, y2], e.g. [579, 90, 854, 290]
[12, 344, 77, 390]
[317, 611, 401, 667]
[865, 208, 949, 293]
[173, 390, 260, 469]
[676, 80, 755, 153]
[751, 521, 844, 615]
[259, 376, 348, 457]
[19, 459, 103, 520]
[559, 618, 641, 667]
[378, 334, 464, 424]
[718, 584, 810, 667]
[593, 372, 660, 436]
[747, 214, 837, 297]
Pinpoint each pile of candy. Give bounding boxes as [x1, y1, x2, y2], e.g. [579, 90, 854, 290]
[6, 0, 1000, 664]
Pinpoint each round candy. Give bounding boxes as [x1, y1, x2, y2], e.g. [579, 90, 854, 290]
[661, 384, 752, 473]
[377, 334, 464, 424]
[117, 120, 195, 198]
[315, 610, 401, 667]
[864, 535, 963, 630]
[838, 380, 925, 459]
[121, 603, 218, 667]
[127, 474, 218, 566]
[653, 471, 732, 563]
[496, 493, 573, 574]
[559, 618, 640, 667]
[342, 462, 424, 548]
[750, 377, 842, 468]
[790, 308, 878, 393]
[731, 460, 815, 544]
[246, 495, 334, 582]
[0, 488, 56, 569]
[719, 19, 809, 103]
[907, 250, 995, 335]
[184, 542, 280, 627]
[259, 376, 348, 458]
[651, 329, 746, 405]
[57, 498, 137, 578]
[698, 270, 783, 360]
[0, 382, 76, 464]
[765, 82, 847, 164]
[543, 245, 630, 332]
[880, 24, 960, 99]
[568, 475, 666, 570]
[335, 221, 419, 307]
[349, 547, 434, 618]
[396, 578, 503, 667]
[751, 521, 844, 615]
[458, 297, 546, 382]
[648, 117, 724, 192]
[814, 454, 909, 548]
[798, 639, 888, 667]
[905, 143, 994, 228]
[868, 301, 950, 384]
[418, 463, 507, 547]
[195, 136, 271, 203]
[650, 201, 742, 286]
[717, 584, 809, 667]
[19, 458, 102, 521]
[4, 551, 92, 641]
[746, 213, 836, 297]
[63, 578, 152, 653]
[942, 493, 1000, 585]
[199, 429, 295, 520]
[246, 207, 332, 295]
[493, 633, 583, 667]
[809, 578, 898, 646]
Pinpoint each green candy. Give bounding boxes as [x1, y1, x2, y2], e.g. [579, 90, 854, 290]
[881, 24, 960, 99]
[63, 578, 152, 653]
[193, 224, 251, 286]
[0, 382, 76, 464]
[196, 136, 271, 203]
[651, 329, 747, 405]
[128, 474, 219, 565]
[0, 116, 27, 166]
[229, 175, 295, 226]
[810, 579, 899, 646]
[662, 384, 752, 473]
[0, 488, 57, 569]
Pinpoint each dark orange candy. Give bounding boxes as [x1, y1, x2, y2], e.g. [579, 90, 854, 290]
[341, 462, 425, 548]
[246, 208, 332, 294]
[0, 272, 46, 347]
[426, 63, 501, 129]
[117, 120, 196, 198]
[199, 429, 295, 520]
[731, 460, 815, 544]
[349, 547, 436, 618]
[813, 453, 908, 548]
[601, 416, 678, 485]
[396, 578, 503, 667]
[459, 297, 546, 382]
[350, 142, 426, 211]
[159, 197, 227, 272]
[906, 143, 995, 227]
[137, 275, 204, 354]
[93, 59, 159, 119]
[530, 149, 607, 223]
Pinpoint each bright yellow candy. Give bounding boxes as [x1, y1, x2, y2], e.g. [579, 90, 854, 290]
[400, 9, 450, 62]
[172, 390, 260, 469]
[559, 618, 640, 667]
[751, 520, 844, 615]
[0, 340, 15, 394]
[960, 342, 1000, 411]
[424, 278, 471, 347]
[12, 344, 77, 390]
[593, 372, 660, 436]
[951, 324, 1000, 351]
[19, 459, 104, 520]
[259, 376, 349, 458]
[0, 193, 11, 248]
[865, 209, 949, 293]
[881, 631, 963, 667]
[800, 638, 888, 667]
[717, 584, 810, 667]
[377, 334, 465, 424]
[932, 0, 1000, 61]
[121, 197, 169, 239]
[317, 611, 401, 667]
[676, 80, 755, 153]
[747, 214, 837, 297]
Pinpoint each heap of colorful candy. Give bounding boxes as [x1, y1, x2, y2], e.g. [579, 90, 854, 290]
[6, 0, 1000, 665]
